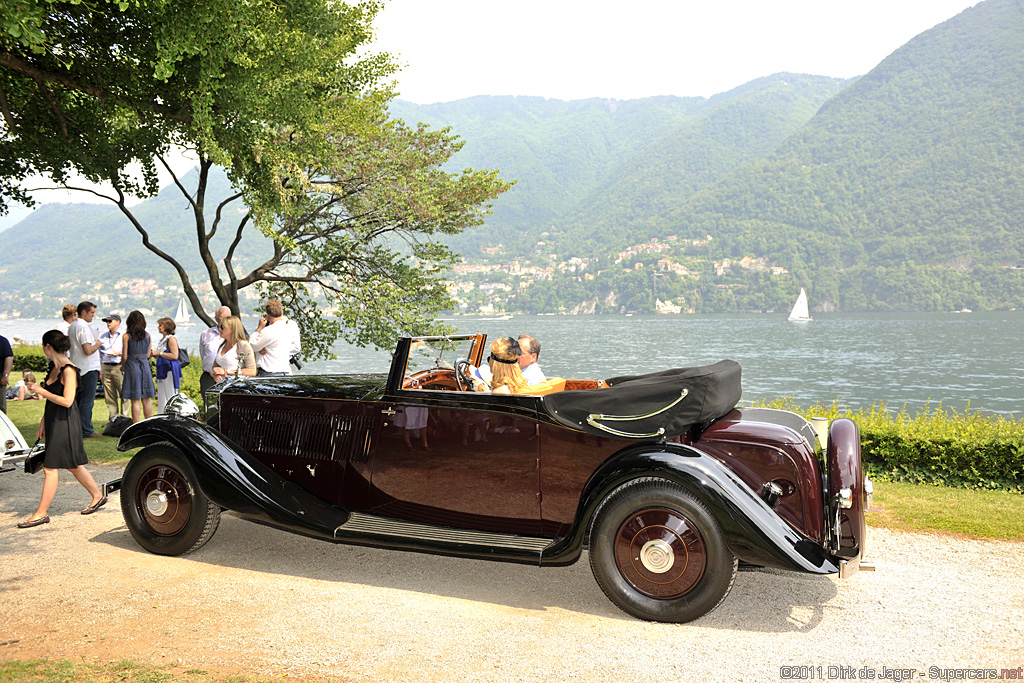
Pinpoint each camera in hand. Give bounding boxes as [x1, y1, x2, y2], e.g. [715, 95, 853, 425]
[290, 354, 303, 370]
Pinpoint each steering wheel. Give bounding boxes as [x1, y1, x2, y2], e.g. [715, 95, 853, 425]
[455, 359, 473, 391]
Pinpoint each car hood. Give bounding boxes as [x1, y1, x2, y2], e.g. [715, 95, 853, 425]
[211, 373, 388, 402]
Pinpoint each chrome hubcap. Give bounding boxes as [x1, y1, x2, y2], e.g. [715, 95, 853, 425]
[146, 490, 169, 517]
[639, 538, 675, 574]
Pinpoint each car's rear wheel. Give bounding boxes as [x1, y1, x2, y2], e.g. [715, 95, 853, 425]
[589, 477, 736, 622]
[121, 443, 220, 556]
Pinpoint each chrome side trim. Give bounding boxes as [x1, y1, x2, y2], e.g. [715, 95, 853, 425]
[335, 512, 555, 552]
[585, 388, 688, 439]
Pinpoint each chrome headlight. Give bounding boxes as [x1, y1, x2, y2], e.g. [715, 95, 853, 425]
[165, 393, 200, 419]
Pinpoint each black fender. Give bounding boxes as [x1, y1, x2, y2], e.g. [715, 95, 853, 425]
[117, 416, 347, 540]
[540, 443, 838, 574]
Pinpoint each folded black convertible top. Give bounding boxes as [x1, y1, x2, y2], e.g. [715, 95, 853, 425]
[542, 360, 742, 439]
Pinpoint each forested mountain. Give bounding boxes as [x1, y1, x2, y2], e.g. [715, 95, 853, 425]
[4, 0, 1023, 315]
[388, 74, 850, 257]
[646, 0, 1024, 311]
[398, 0, 1024, 312]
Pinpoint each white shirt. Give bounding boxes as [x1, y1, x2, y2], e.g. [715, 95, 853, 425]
[199, 325, 221, 373]
[68, 318, 101, 372]
[522, 362, 547, 385]
[213, 340, 254, 375]
[248, 319, 293, 373]
[99, 328, 124, 364]
[284, 318, 301, 357]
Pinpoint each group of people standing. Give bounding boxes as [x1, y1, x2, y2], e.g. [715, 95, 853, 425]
[198, 299, 301, 393]
[10, 297, 301, 530]
[68, 304, 183, 427]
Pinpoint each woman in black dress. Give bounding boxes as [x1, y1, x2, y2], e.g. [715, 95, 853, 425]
[18, 330, 106, 529]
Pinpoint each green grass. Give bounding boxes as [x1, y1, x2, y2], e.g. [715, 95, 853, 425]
[0, 659, 296, 683]
[867, 479, 1024, 540]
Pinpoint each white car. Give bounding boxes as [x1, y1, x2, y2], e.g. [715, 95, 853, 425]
[1, 409, 35, 473]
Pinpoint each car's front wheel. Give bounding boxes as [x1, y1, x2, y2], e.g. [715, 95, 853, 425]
[589, 477, 736, 622]
[121, 442, 221, 556]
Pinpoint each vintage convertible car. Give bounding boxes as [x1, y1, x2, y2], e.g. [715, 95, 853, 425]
[106, 334, 872, 623]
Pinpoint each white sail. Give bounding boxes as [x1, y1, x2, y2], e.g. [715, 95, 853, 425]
[788, 288, 812, 322]
[173, 297, 194, 326]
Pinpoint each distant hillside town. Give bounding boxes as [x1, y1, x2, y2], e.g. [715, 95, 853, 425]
[0, 276, 264, 321]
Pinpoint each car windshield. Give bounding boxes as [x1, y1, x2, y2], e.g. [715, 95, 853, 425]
[404, 336, 479, 377]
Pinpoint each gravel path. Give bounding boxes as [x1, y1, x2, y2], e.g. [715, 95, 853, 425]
[2, 463, 1023, 682]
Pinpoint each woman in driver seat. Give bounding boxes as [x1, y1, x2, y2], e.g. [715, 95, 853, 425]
[476, 337, 527, 394]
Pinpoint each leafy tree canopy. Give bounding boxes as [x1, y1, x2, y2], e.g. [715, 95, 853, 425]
[0, 0, 395, 221]
[0, 0, 511, 357]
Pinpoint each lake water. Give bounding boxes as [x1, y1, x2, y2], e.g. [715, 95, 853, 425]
[4, 312, 1022, 416]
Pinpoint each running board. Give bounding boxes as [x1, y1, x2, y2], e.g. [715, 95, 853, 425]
[333, 511, 556, 563]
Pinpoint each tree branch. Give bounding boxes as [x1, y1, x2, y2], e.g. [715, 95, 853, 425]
[191, 158, 237, 315]
[209, 191, 245, 242]
[32, 78, 70, 142]
[27, 184, 118, 203]
[157, 155, 197, 211]
[0, 82, 15, 133]
[223, 211, 252, 284]
[0, 52, 108, 99]
[0, 51, 190, 121]
[104, 183, 215, 327]
[234, 240, 285, 290]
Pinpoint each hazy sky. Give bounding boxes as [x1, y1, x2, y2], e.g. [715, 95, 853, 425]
[373, 0, 980, 103]
[0, 0, 981, 230]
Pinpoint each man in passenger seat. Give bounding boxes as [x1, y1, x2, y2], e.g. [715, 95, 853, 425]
[517, 335, 546, 385]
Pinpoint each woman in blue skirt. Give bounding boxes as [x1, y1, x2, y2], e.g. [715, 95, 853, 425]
[119, 310, 156, 423]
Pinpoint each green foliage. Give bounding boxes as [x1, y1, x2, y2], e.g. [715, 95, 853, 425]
[662, 0, 1024, 311]
[752, 397, 1024, 493]
[251, 115, 511, 353]
[0, 0, 509, 359]
[390, 75, 850, 261]
[0, 0, 395, 220]
[178, 353, 203, 405]
[11, 343, 48, 372]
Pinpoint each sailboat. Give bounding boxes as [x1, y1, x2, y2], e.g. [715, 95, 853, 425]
[172, 297, 195, 326]
[788, 288, 812, 323]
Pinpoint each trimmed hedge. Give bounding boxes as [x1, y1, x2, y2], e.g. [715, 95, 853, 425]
[751, 398, 1024, 494]
[10, 344, 48, 373]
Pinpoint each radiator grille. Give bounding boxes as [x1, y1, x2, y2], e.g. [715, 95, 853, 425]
[227, 406, 374, 463]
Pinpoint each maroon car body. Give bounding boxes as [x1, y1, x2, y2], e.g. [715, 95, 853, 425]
[110, 334, 871, 623]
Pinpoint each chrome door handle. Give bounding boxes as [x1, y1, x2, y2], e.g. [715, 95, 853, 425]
[382, 408, 397, 415]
